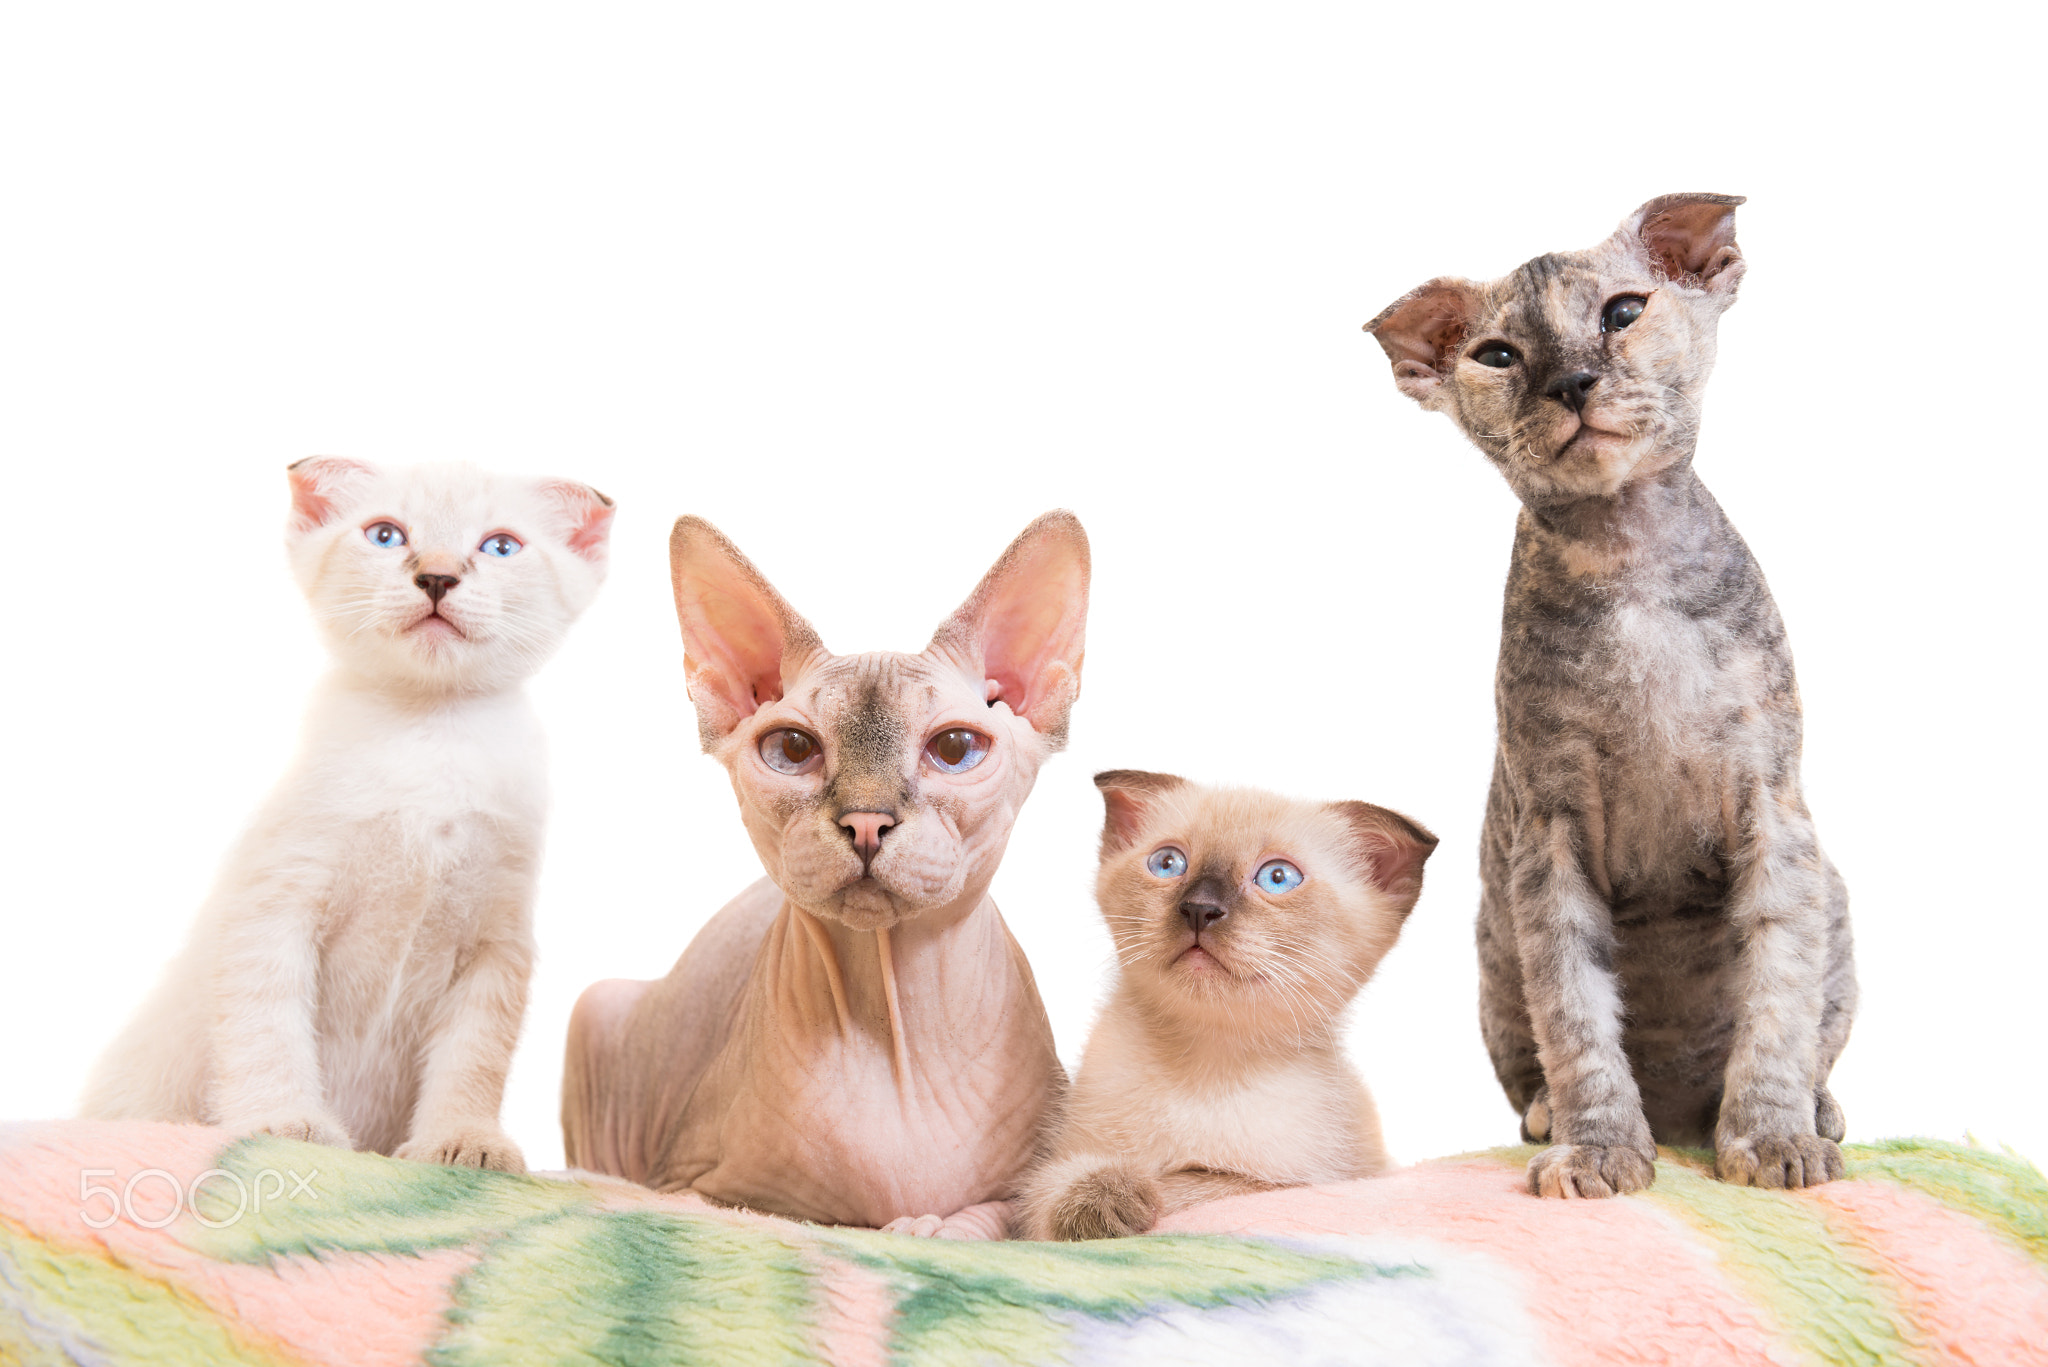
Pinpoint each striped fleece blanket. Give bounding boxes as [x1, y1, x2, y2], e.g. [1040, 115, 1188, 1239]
[2, 1121, 2044, 1365]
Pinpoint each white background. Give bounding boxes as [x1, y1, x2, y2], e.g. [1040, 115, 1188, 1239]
[3, 6, 2041, 1174]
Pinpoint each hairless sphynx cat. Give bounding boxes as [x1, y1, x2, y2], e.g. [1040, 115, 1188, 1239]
[562, 512, 1088, 1237]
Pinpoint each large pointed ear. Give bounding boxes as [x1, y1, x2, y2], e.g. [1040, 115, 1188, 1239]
[928, 510, 1090, 746]
[1625, 193, 1745, 295]
[669, 516, 824, 750]
[1328, 801, 1438, 915]
[539, 481, 616, 564]
[286, 457, 377, 533]
[1094, 770, 1187, 855]
[1365, 277, 1483, 405]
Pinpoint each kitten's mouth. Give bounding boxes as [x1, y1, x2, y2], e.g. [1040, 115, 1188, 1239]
[1175, 943, 1231, 974]
[407, 610, 468, 640]
[1554, 417, 1629, 459]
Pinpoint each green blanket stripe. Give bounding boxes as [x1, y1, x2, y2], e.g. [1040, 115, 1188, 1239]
[429, 1210, 818, 1367]
[1643, 1161, 1920, 1367]
[191, 1136, 593, 1264]
[1841, 1139, 2048, 1270]
[0, 1216, 287, 1367]
[816, 1228, 1403, 1367]
[190, 1136, 1404, 1367]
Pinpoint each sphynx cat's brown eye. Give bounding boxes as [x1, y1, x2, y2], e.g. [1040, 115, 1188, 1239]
[1601, 295, 1647, 333]
[1472, 343, 1518, 369]
[925, 728, 990, 774]
[759, 728, 822, 775]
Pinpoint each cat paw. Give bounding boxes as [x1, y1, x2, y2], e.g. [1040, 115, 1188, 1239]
[881, 1202, 1012, 1240]
[1526, 1143, 1655, 1199]
[232, 1112, 354, 1150]
[395, 1124, 526, 1173]
[1716, 1133, 1842, 1189]
[1048, 1166, 1161, 1240]
[1815, 1086, 1847, 1143]
[1520, 1086, 1552, 1143]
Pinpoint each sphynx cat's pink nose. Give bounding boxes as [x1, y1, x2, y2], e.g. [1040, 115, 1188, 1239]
[839, 810, 895, 872]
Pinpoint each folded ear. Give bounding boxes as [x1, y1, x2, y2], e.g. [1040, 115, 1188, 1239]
[1625, 192, 1746, 294]
[540, 481, 616, 564]
[1094, 770, 1187, 854]
[1365, 278, 1483, 405]
[1328, 801, 1438, 915]
[928, 510, 1090, 746]
[669, 516, 824, 750]
[286, 457, 377, 533]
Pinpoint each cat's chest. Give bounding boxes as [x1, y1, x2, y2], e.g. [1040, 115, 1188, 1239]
[1089, 1052, 1361, 1183]
[686, 1004, 1055, 1224]
[316, 808, 532, 996]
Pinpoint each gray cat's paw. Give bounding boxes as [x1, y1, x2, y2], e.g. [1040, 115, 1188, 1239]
[1526, 1143, 1655, 1199]
[1520, 1087, 1552, 1143]
[1716, 1134, 1842, 1189]
[1049, 1165, 1161, 1240]
[1815, 1087, 1846, 1143]
[396, 1124, 526, 1173]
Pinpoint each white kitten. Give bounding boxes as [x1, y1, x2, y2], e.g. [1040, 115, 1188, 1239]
[80, 458, 612, 1171]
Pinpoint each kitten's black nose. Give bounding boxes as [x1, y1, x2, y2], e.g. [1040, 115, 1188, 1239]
[1544, 370, 1598, 414]
[415, 573, 459, 603]
[1179, 900, 1227, 934]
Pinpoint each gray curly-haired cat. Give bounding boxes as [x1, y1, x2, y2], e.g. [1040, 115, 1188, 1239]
[1366, 194, 1855, 1198]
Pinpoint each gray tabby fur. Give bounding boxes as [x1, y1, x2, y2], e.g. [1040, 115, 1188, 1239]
[1365, 194, 1855, 1197]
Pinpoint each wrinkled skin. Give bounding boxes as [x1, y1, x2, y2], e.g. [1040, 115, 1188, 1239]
[563, 512, 1088, 1235]
[1367, 195, 1855, 1197]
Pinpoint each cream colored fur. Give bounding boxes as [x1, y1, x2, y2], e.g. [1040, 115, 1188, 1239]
[80, 459, 611, 1172]
[1020, 775, 1435, 1240]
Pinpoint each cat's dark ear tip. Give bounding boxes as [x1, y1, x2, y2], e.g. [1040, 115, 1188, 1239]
[1094, 769, 1187, 793]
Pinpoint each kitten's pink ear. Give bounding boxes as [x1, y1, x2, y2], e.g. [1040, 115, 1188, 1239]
[1365, 278, 1482, 404]
[928, 511, 1090, 747]
[669, 517, 825, 750]
[1329, 801, 1438, 915]
[1094, 770, 1187, 854]
[1625, 193, 1746, 294]
[286, 457, 376, 533]
[541, 481, 616, 563]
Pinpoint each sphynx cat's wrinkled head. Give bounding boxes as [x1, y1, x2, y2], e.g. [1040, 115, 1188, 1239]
[670, 512, 1089, 931]
[1366, 193, 1746, 508]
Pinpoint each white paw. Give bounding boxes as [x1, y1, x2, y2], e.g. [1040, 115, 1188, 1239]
[396, 1124, 526, 1173]
[233, 1111, 354, 1150]
[881, 1213, 947, 1237]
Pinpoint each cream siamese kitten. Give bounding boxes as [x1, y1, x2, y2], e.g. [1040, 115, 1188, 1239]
[81, 458, 612, 1172]
[1021, 771, 1435, 1240]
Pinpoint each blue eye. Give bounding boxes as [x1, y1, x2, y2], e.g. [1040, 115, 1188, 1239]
[925, 728, 989, 773]
[1145, 847, 1187, 879]
[364, 521, 407, 549]
[1254, 860, 1304, 893]
[480, 533, 523, 557]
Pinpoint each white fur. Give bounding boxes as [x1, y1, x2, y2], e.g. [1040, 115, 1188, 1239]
[80, 461, 609, 1172]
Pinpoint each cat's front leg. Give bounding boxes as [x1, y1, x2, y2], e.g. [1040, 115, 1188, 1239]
[1713, 793, 1841, 1189]
[206, 873, 352, 1149]
[1510, 810, 1655, 1199]
[1017, 1153, 1162, 1240]
[395, 932, 533, 1173]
